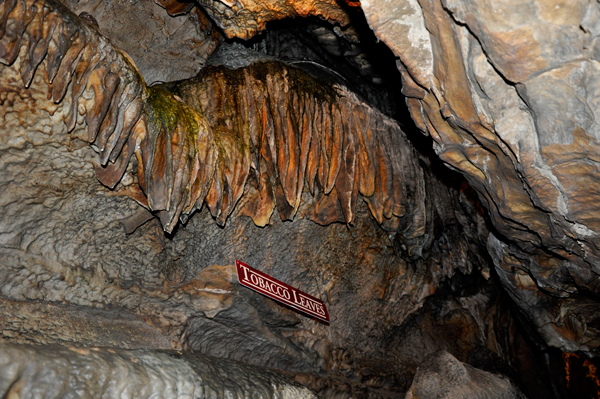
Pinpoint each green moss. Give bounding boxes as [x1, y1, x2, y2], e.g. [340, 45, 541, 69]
[146, 86, 201, 143]
[142, 60, 337, 163]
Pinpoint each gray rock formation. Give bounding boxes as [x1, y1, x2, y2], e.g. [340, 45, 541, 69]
[405, 351, 526, 399]
[0, 343, 316, 399]
[59, 0, 218, 85]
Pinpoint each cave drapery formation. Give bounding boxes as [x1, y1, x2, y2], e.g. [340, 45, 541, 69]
[1, 0, 600, 398]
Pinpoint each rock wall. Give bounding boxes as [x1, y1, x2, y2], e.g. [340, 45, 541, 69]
[58, 0, 219, 85]
[405, 351, 525, 399]
[360, 0, 600, 355]
[0, 38, 498, 399]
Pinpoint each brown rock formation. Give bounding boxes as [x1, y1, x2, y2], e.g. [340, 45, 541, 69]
[195, 0, 353, 39]
[1, 0, 442, 258]
[156, 0, 600, 359]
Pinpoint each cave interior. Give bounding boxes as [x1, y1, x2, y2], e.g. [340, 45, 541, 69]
[1, 0, 600, 398]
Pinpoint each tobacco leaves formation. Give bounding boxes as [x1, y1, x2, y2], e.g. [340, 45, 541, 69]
[0, 0, 430, 257]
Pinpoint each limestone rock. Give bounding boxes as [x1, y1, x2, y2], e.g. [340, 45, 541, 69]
[59, 0, 219, 85]
[0, 343, 316, 399]
[0, 0, 453, 247]
[0, 0, 568, 397]
[0, 0, 509, 396]
[405, 351, 526, 399]
[195, 0, 352, 40]
[0, 44, 493, 389]
[360, 0, 600, 354]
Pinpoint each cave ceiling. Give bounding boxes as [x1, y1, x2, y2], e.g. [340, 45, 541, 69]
[1, 0, 600, 398]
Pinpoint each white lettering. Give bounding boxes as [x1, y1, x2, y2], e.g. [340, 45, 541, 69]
[250, 274, 259, 285]
[314, 304, 325, 316]
[237, 261, 328, 321]
[239, 264, 251, 282]
[258, 276, 266, 289]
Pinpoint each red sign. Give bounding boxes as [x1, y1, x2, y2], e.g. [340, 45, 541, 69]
[235, 260, 330, 323]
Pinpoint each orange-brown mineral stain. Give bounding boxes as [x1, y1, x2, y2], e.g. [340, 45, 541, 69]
[583, 359, 600, 398]
[563, 352, 577, 387]
[563, 352, 600, 397]
[339, 0, 361, 7]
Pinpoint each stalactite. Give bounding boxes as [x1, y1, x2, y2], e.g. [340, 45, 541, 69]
[170, 63, 424, 235]
[0, 0, 431, 257]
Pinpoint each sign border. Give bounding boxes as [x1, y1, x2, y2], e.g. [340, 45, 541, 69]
[235, 260, 330, 323]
